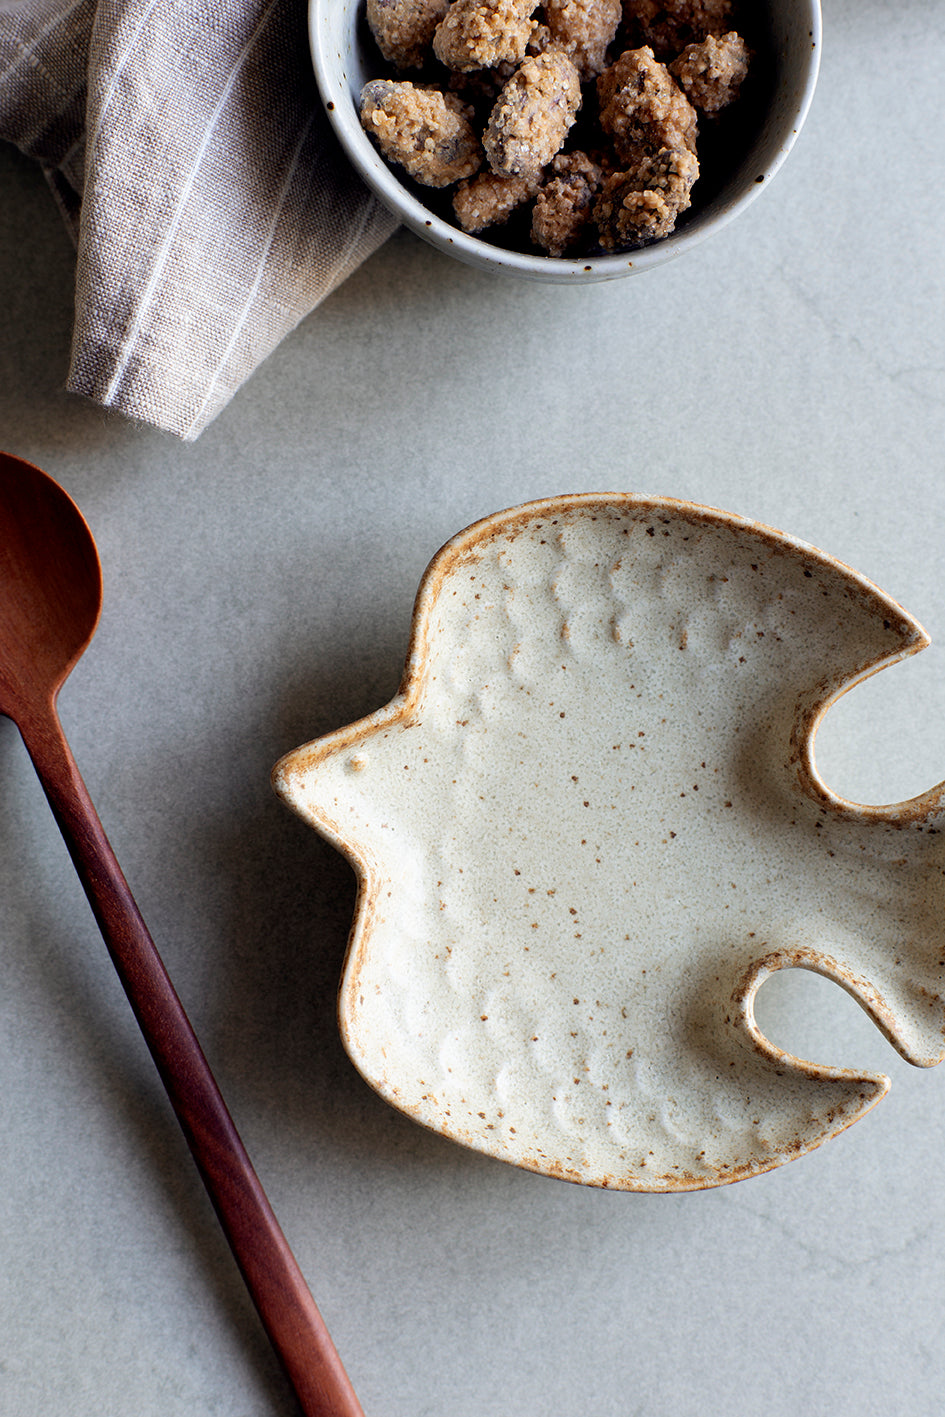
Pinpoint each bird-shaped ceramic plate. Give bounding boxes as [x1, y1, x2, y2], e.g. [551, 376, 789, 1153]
[272, 494, 945, 1191]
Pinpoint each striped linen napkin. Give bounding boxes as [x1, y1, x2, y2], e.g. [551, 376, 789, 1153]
[0, 0, 397, 438]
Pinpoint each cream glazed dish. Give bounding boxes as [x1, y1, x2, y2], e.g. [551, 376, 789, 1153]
[272, 495, 945, 1191]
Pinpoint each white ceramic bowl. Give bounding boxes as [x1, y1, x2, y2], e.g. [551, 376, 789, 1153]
[309, 0, 822, 281]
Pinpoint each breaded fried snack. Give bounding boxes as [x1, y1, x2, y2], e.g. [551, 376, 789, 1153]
[598, 45, 698, 164]
[594, 144, 698, 248]
[360, 80, 483, 186]
[669, 31, 749, 114]
[433, 0, 539, 72]
[366, 0, 451, 70]
[622, 0, 732, 59]
[453, 169, 541, 230]
[531, 150, 603, 254]
[543, 0, 622, 80]
[483, 47, 582, 179]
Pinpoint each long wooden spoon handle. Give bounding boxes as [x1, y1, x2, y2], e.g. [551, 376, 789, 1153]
[19, 701, 364, 1417]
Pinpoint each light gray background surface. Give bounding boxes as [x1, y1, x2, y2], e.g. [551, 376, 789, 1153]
[2, 2, 944, 1413]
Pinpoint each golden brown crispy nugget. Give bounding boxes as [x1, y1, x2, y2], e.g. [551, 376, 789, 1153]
[543, 0, 622, 80]
[594, 144, 698, 249]
[360, 80, 483, 186]
[483, 47, 582, 179]
[453, 169, 541, 229]
[433, 0, 539, 72]
[598, 45, 698, 164]
[366, 0, 450, 70]
[531, 150, 603, 254]
[669, 31, 749, 114]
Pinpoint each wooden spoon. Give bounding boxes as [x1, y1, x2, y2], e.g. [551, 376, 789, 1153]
[0, 452, 364, 1417]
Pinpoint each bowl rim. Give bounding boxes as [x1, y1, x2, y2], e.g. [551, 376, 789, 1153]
[309, 0, 823, 279]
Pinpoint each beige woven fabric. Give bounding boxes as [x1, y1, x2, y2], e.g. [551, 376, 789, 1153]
[0, 0, 397, 438]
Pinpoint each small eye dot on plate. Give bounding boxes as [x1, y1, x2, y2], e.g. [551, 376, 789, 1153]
[348, 753, 369, 772]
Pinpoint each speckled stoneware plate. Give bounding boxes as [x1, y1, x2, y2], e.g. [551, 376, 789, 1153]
[272, 495, 945, 1191]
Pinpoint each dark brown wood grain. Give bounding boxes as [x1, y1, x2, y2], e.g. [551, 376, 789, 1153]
[0, 452, 364, 1417]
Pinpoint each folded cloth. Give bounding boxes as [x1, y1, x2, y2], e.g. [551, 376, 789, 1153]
[0, 0, 397, 438]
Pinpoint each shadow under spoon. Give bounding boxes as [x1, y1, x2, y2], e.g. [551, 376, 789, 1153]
[0, 452, 364, 1417]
